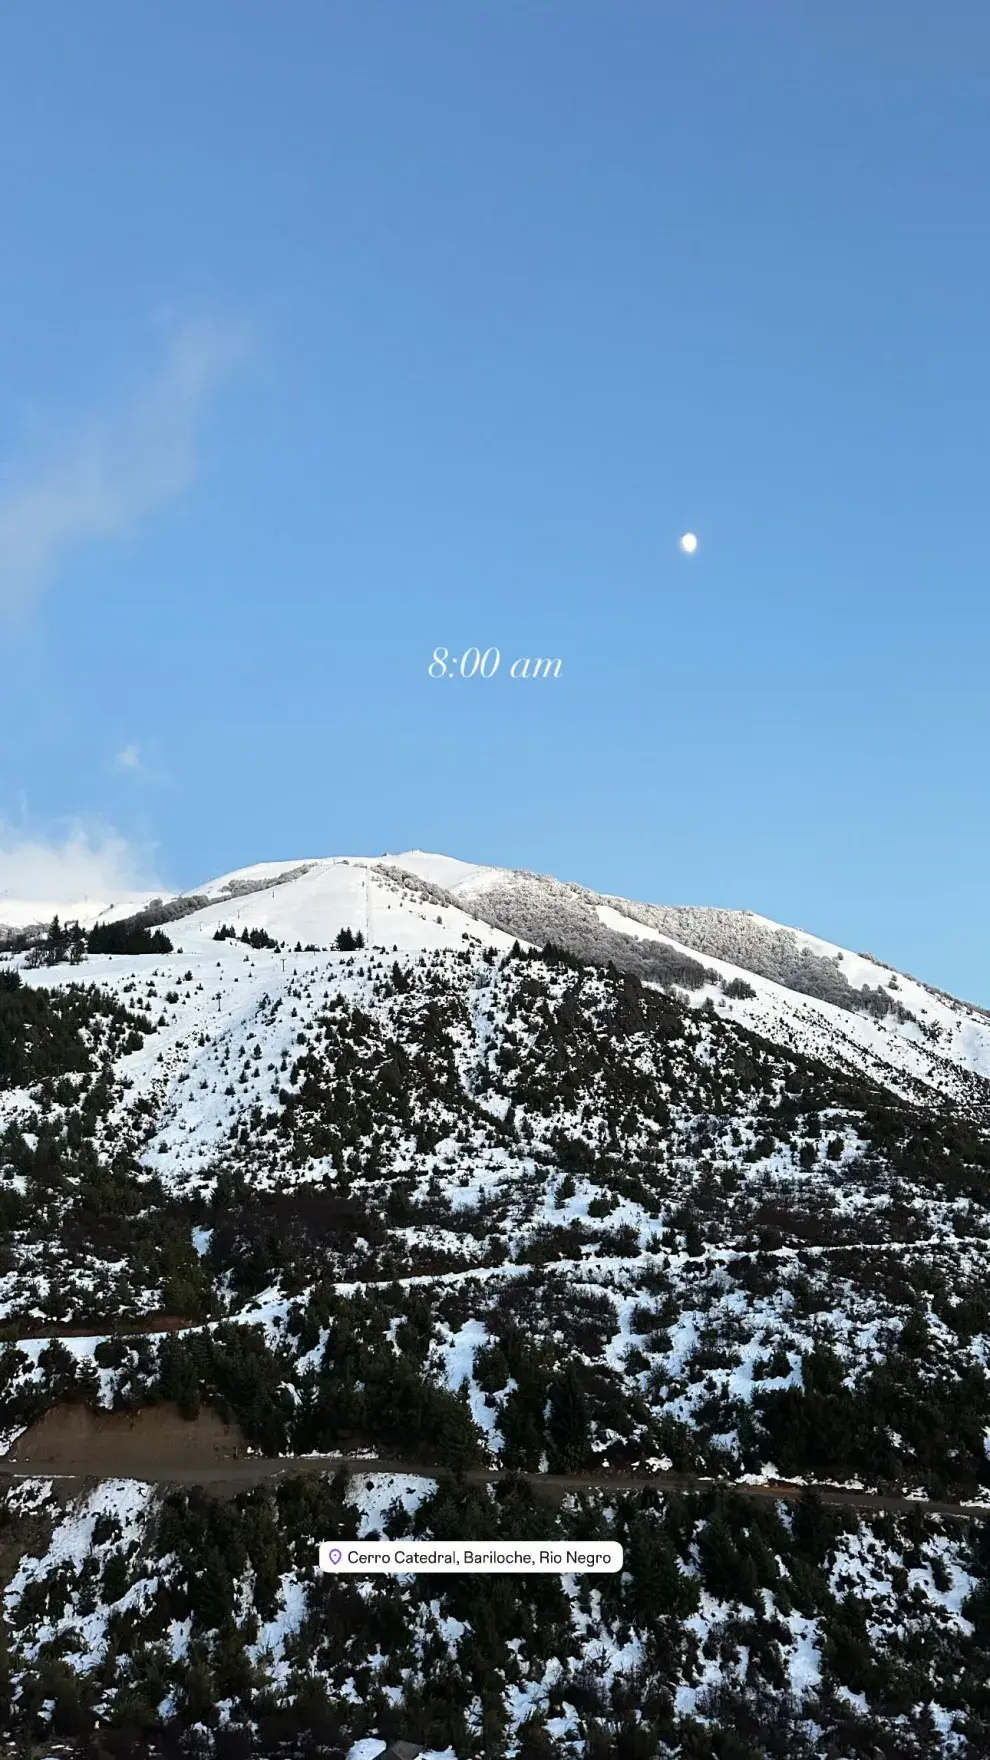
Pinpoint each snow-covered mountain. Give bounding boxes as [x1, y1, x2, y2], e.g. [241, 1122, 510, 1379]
[383, 852, 990, 1108]
[4, 846, 990, 1752]
[9, 847, 987, 1111]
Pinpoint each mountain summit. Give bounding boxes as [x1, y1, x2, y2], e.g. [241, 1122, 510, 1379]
[10, 847, 986, 1107]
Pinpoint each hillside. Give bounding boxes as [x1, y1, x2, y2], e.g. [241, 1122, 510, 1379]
[0, 853, 988, 1757]
[11, 847, 990, 1109]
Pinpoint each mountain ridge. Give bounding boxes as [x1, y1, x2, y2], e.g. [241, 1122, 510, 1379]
[6, 847, 990, 1111]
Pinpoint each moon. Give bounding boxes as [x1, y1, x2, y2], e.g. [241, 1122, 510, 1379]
[679, 532, 698, 554]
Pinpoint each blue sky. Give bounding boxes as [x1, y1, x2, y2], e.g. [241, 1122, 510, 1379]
[1, 2, 988, 997]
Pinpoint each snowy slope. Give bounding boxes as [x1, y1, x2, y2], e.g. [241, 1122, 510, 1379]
[7, 845, 990, 1108]
[587, 900, 990, 1103]
[4, 848, 990, 1757]
[386, 852, 990, 1105]
[173, 859, 516, 956]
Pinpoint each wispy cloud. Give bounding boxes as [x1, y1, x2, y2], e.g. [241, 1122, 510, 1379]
[0, 317, 251, 613]
[114, 743, 142, 772]
[0, 821, 161, 913]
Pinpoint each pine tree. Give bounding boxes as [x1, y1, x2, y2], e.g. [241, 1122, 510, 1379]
[697, 1512, 762, 1606]
[89, 920, 174, 954]
[547, 1363, 592, 1471]
[181, 1654, 220, 1726]
[43, 913, 69, 965]
[517, 1714, 558, 1760]
[624, 1517, 699, 1622]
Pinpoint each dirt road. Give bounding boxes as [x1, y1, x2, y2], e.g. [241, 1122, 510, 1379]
[0, 1452, 984, 1520]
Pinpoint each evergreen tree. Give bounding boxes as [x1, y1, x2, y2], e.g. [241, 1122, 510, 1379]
[697, 1512, 762, 1607]
[624, 1517, 699, 1622]
[47, 914, 66, 965]
[89, 921, 174, 955]
[547, 1363, 592, 1471]
[517, 1713, 557, 1760]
